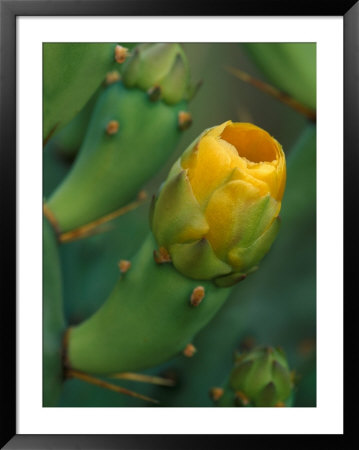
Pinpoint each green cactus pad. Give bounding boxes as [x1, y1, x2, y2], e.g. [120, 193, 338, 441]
[67, 234, 232, 374]
[45, 85, 101, 160]
[244, 43, 316, 110]
[43, 43, 119, 140]
[47, 81, 187, 233]
[43, 216, 66, 406]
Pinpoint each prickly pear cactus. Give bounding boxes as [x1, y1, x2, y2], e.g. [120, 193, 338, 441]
[43, 43, 316, 408]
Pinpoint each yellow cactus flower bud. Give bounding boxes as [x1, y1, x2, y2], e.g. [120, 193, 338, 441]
[151, 120, 286, 286]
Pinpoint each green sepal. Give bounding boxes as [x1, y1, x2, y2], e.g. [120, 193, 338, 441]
[121, 47, 141, 87]
[229, 360, 254, 391]
[136, 44, 179, 88]
[151, 170, 209, 248]
[234, 194, 279, 248]
[244, 351, 273, 400]
[214, 271, 248, 288]
[256, 382, 278, 407]
[170, 239, 232, 280]
[160, 53, 189, 105]
[228, 216, 281, 272]
[43, 216, 66, 406]
[271, 360, 292, 400]
[204, 180, 279, 261]
[273, 346, 291, 368]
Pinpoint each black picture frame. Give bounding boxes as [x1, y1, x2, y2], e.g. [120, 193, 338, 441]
[1, 0, 355, 448]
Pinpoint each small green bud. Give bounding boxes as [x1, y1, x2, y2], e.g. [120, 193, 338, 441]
[122, 43, 190, 105]
[229, 346, 293, 407]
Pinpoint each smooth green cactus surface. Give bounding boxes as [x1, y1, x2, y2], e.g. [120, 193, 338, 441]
[46, 85, 101, 161]
[67, 234, 231, 375]
[44, 44, 138, 161]
[244, 43, 316, 110]
[43, 216, 66, 406]
[43, 43, 119, 140]
[47, 81, 187, 233]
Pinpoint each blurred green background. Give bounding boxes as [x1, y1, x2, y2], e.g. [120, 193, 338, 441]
[44, 43, 316, 407]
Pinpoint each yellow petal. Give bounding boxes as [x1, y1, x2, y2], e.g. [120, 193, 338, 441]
[205, 120, 232, 139]
[276, 156, 286, 201]
[185, 135, 242, 206]
[246, 163, 277, 196]
[204, 180, 261, 259]
[221, 122, 280, 163]
[220, 122, 286, 201]
[230, 167, 270, 197]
